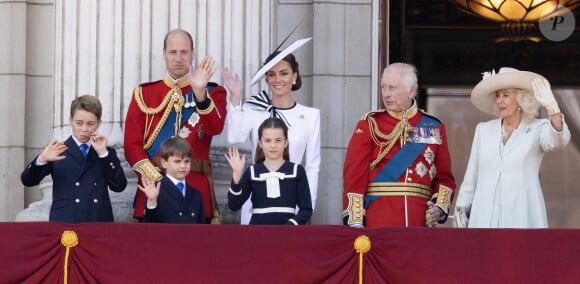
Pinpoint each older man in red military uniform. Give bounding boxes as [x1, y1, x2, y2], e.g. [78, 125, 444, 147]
[343, 63, 455, 228]
[124, 29, 226, 223]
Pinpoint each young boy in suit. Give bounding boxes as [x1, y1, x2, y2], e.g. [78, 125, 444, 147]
[21, 95, 127, 223]
[138, 137, 205, 224]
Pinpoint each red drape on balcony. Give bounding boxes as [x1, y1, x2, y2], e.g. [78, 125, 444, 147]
[1, 222, 579, 283]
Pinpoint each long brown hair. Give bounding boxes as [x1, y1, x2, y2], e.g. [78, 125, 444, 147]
[254, 117, 290, 164]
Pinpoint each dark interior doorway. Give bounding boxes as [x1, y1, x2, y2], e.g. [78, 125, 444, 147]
[384, 0, 580, 102]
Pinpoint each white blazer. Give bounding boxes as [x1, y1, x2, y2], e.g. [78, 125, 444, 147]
[456, 117, 570, 228]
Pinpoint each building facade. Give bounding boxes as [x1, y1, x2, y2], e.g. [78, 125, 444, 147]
[2, 0, 379, 224]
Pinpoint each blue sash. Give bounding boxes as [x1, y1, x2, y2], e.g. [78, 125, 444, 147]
[365, 115, 439, 208]
[146, 86, 215, 157]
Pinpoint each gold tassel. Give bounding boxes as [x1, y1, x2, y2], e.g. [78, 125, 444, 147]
[354, 235, 371, 284]
[61, 230, 79, 284]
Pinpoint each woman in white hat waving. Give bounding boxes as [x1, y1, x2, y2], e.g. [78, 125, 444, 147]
[221, 38, 320, 225]
[455, 67, 570, 228]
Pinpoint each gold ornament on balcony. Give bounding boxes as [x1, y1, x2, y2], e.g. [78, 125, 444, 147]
[453, 0, 580, 42]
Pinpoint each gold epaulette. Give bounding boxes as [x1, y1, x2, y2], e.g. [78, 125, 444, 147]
[360, 109, 387, 120]
[133, 159, 163, 182]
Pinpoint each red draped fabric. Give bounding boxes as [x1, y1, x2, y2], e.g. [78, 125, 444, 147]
[1, 222, 578, 283]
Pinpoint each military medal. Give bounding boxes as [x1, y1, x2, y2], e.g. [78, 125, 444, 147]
[179, 127, 191, 138]
[188, 112, 200, 128]
[415, 162, 428, 178]
[424, 147, 435, 165]
[184, 92, 191, 108]
[197, 125, 204, 139]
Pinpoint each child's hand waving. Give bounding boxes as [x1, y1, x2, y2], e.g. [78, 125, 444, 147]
[225, 146, 246, 184]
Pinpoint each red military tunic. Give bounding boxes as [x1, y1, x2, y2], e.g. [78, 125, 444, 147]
[124, 74, 227, 220]
[343, 102, 455, 227]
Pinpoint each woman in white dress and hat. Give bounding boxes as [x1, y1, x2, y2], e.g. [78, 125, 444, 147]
[454, 67, 570, 228]
[221, 38, 320, 225]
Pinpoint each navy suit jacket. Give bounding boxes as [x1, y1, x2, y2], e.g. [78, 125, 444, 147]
[142, 176, 205, 224]
[21, 136, 127, 223]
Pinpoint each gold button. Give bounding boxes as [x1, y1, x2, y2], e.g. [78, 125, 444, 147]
[75, 199, 80, 203]
[191, 213, 196, 217]
[408, 169, 414, 174]
[75, 182, 80, 186]
[407, 178, 412, 182]
[93, 199, 98, 203]
[355, 209, 361, 213]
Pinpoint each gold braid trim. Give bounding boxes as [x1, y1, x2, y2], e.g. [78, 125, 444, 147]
[134, 82, 184, 151]
[134, 86, 173, 115]
[433, 185, 453, 214]
[133, 159, 163, 181]
[197, 91, 216, 115]
[368, 116, 406, 171]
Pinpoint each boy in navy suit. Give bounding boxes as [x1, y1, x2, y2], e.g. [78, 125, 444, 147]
[21, 95, 127, 223]
[138, 137, 205, 224]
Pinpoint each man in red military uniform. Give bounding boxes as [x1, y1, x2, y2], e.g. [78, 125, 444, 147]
[124, 29, 226, 223]
[343, 63, 455, 228]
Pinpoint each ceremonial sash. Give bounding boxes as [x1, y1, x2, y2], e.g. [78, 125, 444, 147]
[365, 115, 439, 208]
[146, 86, 215, 157]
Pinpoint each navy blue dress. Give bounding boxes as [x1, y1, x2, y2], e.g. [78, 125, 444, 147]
[228, 161, 312, 225]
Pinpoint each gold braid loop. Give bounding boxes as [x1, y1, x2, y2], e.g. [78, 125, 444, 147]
[135, 86, 172, 115]
[368, 117, 406, 171]
[135, 85, 183, 151]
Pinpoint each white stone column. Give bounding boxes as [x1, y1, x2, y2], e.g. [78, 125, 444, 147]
[310, 0, 376, 224]
[2, 0, 55, 222]
[0, 1, 26, 221]
[17, 0, 275, 222]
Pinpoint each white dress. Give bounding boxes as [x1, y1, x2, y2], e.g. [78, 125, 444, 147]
[227, 94, 321, 225]
[455, 117, 570, 228]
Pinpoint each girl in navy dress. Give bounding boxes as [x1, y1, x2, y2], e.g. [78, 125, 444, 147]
[225, 117, 312, 225]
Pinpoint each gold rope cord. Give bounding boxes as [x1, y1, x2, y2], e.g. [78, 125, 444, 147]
[368, 116, 407, 171]
[134, 86, 183, 151]
[354, 235, 371, 284]
[60, 230, 78, 284]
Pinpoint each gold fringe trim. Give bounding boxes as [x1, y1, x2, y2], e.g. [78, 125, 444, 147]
[354, 235, 371, 284]
[61, 230, 78, 284]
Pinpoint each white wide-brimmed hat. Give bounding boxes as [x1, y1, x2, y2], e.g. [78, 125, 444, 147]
[471, 67, 545, 115]
[249, 37, 312, 86]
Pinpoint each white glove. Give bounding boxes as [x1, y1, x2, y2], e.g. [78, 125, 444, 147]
[454, 206, 470, 228]
[532, 78, 560, 115]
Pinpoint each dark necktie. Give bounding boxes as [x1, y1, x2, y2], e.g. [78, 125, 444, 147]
[80, 144, 89, 157]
